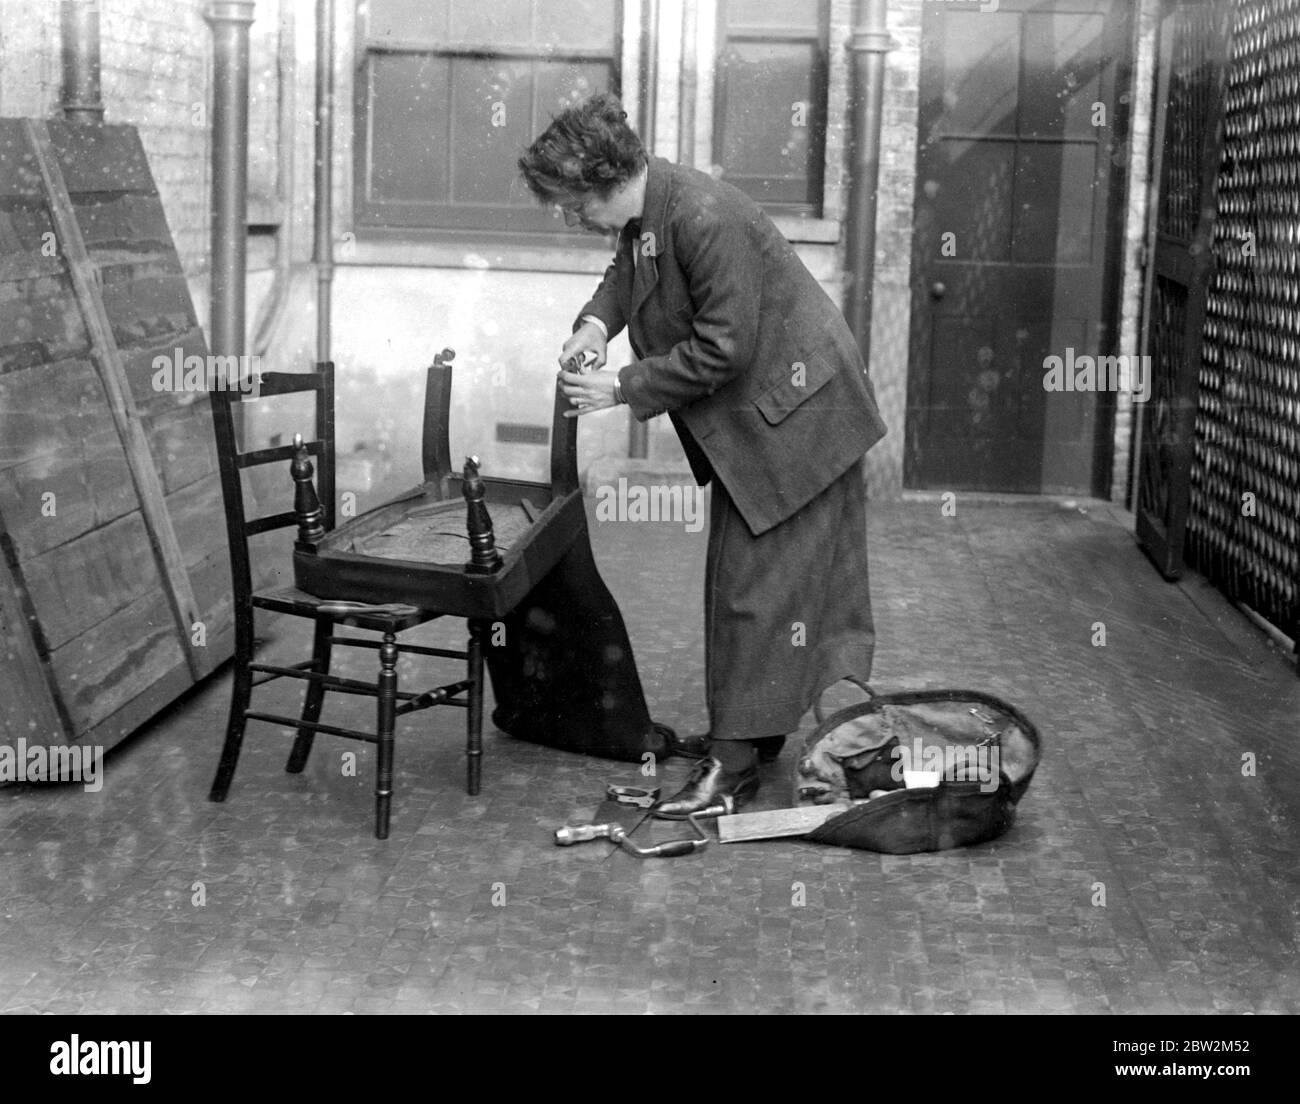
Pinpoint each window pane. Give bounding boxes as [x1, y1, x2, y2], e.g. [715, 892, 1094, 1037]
[367, 0, 447, 40]
[935, 11, 1019, 138]
[535, 0, 617, 50]
[718, 41, 819, 203]
[449, 58, 533, 205]
[725, 0, 820, 32]
[1020, 13, 1106, 138]
[449, 0, 531, 45]
[368, 54, 450, 202]
[533, 60, 608, 134]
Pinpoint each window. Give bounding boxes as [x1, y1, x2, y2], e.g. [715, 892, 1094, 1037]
[713, 0, 829, 217]
[354, 0, 622, 238]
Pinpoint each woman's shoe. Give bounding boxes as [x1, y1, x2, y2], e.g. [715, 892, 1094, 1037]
[653, 757, 760, 818]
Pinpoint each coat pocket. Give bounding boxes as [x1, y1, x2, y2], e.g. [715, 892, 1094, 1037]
[753, 353, 836, 425]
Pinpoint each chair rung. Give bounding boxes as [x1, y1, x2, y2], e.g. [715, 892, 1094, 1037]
[249, 659, 318, 688]
[244, 711, 376, 743]
[247, 662, 437, 701]
[246, 511, 298, 535]
[329, 635, 466, 660]
[395, 679, 474, 715]
[238, 441, 323, 469]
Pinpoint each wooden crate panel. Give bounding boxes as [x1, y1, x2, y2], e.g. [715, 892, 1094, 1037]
[148, 403, 219, 494]
[0, 356, 112, 470]
[0, 197, 57, 249]
[0, 553, 63, 748]
[74, 193, 174, 250]
[120, 328, 211, 415]
[0, 426, 137, 561]
[0, 278, 91, 371]
[101, 273, 195, 347]
[166, 473, 226, 568]
[46, 123, 154, 195]
[20, 510, 164, 652]
[47, 589, 186, 734]
[0, 121, 45, 198]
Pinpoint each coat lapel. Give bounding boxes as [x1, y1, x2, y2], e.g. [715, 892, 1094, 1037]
[630, 157, 668, 317]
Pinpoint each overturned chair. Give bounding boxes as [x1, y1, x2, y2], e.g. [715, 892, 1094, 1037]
[208, 349, 668, 838]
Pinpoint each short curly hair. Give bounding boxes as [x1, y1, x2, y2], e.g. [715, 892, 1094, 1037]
[518, 92, 647, 204]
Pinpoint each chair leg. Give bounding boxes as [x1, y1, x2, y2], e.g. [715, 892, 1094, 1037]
[209, 630, 255, 802]
[375, 631, 399, 840]
[466, 620, 485, 796]
[287, 617, 332, 773]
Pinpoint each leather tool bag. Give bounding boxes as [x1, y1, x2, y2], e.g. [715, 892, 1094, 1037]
[794, 681, 1041, 853]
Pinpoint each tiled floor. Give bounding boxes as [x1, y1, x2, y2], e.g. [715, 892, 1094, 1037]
[2, 495, 1298, 1013]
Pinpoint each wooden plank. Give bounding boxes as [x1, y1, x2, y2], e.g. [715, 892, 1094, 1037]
[118, 327, 209, 412]
[0, 120, 46, 198]
[24, 119, 202, 681]
[0, 280, 91, 371]
[46, 122, 154, 195]
[0, 357, 111, 470]
[0, 427, 137, 561]
[0, 545, 67, 748]
[717, 804, 854, 843]
[150, 406, 219, 494]
[73, 192, 174, 249]
[47, 589, 187, 734]
[19, 511, 162, 651]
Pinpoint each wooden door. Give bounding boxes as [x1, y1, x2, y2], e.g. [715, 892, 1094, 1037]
[906, 0, 1131, 494]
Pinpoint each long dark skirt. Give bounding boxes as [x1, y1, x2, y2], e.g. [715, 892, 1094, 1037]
[705, 458, 874, 740]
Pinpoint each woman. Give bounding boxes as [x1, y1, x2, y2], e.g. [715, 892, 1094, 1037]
[519, 94, 887, 815]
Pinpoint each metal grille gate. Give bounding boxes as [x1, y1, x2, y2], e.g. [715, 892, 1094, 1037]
[1191, 0, 1300, 650]
[1140, 0, 1300, 662]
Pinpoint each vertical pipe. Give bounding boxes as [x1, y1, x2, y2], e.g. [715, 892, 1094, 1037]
[206, 1, 256, 359]
[314, 0, 335, 365]
[678, 0, 697, 166]
[844, 0, 892, 370]
[61, 0, 105, 125]
[630, 0, 659, 460]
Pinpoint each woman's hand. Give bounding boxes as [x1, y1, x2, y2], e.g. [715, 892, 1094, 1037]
[560, 321, 608, 372]
[559, 366, 618, 417]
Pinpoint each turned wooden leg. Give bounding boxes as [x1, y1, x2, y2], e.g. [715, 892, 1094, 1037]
[375, 631, 398, 839]
[466, 620, 485, 796]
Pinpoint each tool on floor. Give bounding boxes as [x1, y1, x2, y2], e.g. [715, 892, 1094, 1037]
[553, 786, 733, 857]
[717, 802, 865, 843]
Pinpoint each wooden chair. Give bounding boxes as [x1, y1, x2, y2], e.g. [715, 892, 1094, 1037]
[207, 349, 576, 838]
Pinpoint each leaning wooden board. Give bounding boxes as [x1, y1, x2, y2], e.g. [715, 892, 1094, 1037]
[0, 119, 233, 756]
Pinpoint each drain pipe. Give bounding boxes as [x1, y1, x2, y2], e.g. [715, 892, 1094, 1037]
[314, 0, 335, 365]
[206, 1, 256, 359]
[61, 0, 105, 124]
[251, 0, 296, 358]
[844, 0, 892, 370]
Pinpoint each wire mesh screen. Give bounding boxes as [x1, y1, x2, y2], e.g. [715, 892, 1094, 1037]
[1191, 0, 1300, 640]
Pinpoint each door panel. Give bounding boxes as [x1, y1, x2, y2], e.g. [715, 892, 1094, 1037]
[907, 0, 1131, 494]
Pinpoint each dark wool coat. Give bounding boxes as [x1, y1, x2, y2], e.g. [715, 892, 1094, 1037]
[577, 156, 887, 536]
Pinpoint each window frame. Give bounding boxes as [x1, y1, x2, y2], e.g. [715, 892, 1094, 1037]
[711, 0, 831, 220]
[352, 1, 624, 246]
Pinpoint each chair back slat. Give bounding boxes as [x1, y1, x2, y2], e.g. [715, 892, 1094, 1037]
[209, 362, 336, 608]
[421, 348, 455, 485]
[244, 511, 301, 536]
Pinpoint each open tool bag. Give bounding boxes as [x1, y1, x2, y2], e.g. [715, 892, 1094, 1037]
[794, 682, 1041, 854]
